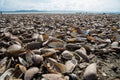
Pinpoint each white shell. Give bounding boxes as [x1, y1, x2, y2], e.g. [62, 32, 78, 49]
[61, 50, 73, 60]
[42, 74, 66, 80]
[111, 41, 119, 48]
[83, 63, 97, 80]
[65, 59, 77, 73]
[24, 67, 39, 80]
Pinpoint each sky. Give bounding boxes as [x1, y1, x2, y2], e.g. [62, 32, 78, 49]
[0, 0, 120, 12]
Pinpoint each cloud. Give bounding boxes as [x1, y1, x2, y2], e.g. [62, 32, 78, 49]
[1, 0, 120, 12]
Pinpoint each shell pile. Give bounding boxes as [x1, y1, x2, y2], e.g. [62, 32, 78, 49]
[0, 14, 120, 80]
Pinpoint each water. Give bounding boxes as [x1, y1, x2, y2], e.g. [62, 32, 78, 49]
[2, 11, 78, 14]
[1, 11, 120, 14]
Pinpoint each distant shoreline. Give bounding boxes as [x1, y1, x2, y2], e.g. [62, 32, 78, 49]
[1, 10, 120, 14]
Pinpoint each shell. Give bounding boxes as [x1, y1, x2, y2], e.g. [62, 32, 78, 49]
[111, 41, 119, 48]
[83, 63, 97, 80]
[75, 47, 89, 62]
[42, 52, 55, 57]
[0, 57, 7, 74]
[61, 50, 73, 60]
[40, 48, 58, 54]
[42, 74, 67, 80]
[46, 58, 66, 73]
[32, 54, 43, 64]
[18, 57, 29, 67]
[69, 73, 79, 80]
[66, 43, 81, 51]
[7, 44, 24, 54]
[47, 38, 65, 48]
[86, 36, 95, 42]
[25, 42, 42, 50]
[0, 68, 15, 80]
[65, 59, 77, 73]
[24, 67, 39, 80]
[32, 33, 39, 39]
[37, 34, 49, 42]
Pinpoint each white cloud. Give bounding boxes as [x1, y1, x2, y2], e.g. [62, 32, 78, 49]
[1, 0, 120, 12]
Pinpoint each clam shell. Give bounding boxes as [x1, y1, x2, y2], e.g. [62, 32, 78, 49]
[111, 41, 119, 48]
[0, 68, 15, 80]
[25, 42, 42, 50]
[66, 43, 81, 51]
[83, 63, 97, 80]
[42, 74, 67, 80]
[0, 57, 7, 74]
[75, 47, 89, 62]
[32, 33, 39, 39]
[24, 67, 39, 80]
[61, 50, 73, 60]
[32, 54, 43, 64]
[47, 38, 65, 48]
[86, 36, 95, 42]
[46, 58, 66, 73]
[18, 64, 27, 73]
[7, 44, 24, 54]
[40, 48, 58, 54]
[18, 57, 29, 67]
[65, 59, 77, 73]
[42, 52, 55, 57]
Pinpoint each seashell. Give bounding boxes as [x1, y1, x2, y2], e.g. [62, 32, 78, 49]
[7, 44, 24, 54]
[18, 64, 27, 73]
[86, 36, 95, 42]
[0, 57, 7, 74]
[22, 38, 36, 43]
[32, 54, 43, 64]
[83, 63, 97, 80]
[65, 59, 77, 73]
[25, 53, 33, 66]
[111, 26, 117, 31]
[2, 32, 11, 38]
[32, 33, 39, 39]
[42, 52, 56, 57]
[105, 39, 111, 43]
[113, 32, 120, 41]
[79, 63, 89, 69]
[42, 74, 67, 80]
[40, 48, 58, 54]
[69, 73, 79, 80]
[98, 43, 108, 49]
[61, 50, 73, 60]
[18, 57, 29, 67]
[46, 38, 65, 48]
[37, 34, 49, 42]
[83, 44, 93, 52]
[46, 58, 66, 73]
[24, 67, 39, 80]
[0, 68, 15, 80]
[111, 41, 119, 48]
[25, 42, 42, 50]
[37, 34, 44, 42]
[75, 47, 89, 62]
[32, 49, 41, 54]
[15, 64, 27, 73]
[66, 43, 81, 51]
[42, 33, 49, 41]
[66, 37, 86, 43]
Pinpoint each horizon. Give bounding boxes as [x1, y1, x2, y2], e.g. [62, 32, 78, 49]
[0, 0, 120, 13]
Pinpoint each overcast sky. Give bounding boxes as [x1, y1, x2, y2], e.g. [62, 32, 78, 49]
[0, 0, 120, 12]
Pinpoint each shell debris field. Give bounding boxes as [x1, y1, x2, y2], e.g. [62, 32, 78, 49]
[0, 14, 120, 80]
